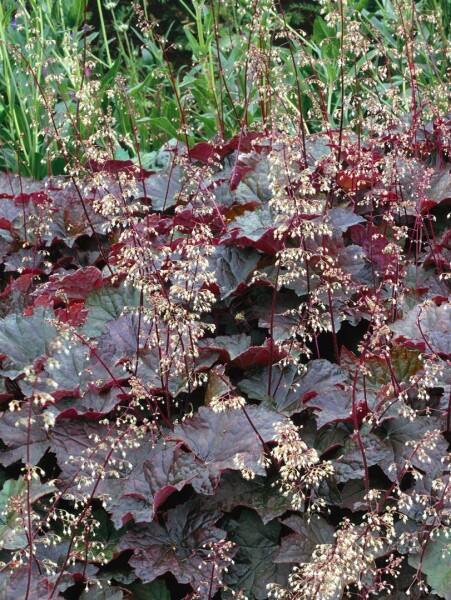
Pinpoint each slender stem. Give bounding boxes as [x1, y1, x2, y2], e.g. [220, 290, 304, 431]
[96, 0, 112, 66]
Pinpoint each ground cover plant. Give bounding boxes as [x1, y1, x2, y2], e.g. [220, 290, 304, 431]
[0, 0, 450, 598]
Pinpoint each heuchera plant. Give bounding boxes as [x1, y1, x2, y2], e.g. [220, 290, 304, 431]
[0, 0, 450, 599]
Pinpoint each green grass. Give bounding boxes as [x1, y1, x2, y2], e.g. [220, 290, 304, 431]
[0, 0, 449, 177]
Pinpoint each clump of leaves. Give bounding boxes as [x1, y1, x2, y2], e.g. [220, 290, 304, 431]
[0, 103, 450, 596]
[0, 0, 450, 598]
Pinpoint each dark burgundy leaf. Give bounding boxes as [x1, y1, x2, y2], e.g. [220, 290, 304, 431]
[188, 141, 217, 164]
[222, 205, 283, 254]
[143, 408, 282, 511]
[35, 267, 103, 302]
[54, 302, 89, 326]
[333, 428, 395, 483]
[210, 245, 261, 299]
[200, 471, 294, 524]
[229, 164, 254, 190]
[199, 334, 252, 362]
[228, 131, 265, 152]
[239, 360, 348, 416]
[0, 217, 12, 232]
[14, 191, 52, 207]
[117, 499, 228, 594]
[0, 272, 37, 299]
[0, 407, 49, 466]
[232, 338, 288, 370]
[350, 223, 396, 272]
[86, 159, 149, 178]
[391, 301, 451, 355]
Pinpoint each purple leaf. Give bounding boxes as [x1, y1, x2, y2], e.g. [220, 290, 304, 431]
[427, 168, 451, 205]
[391, 301, 451, 355]
[199, 471, 294, 524]
[199, 334, 252, 362]
[45, 342, 96, 400]
[326, 207, 366, 232]
[34, 266, 103, 302]
[83, 283, 141, 337]
[167, 406, 283, 481]
[144, 441, 214, 510]
[145, 407, 284, 511]
[0, 308, 56, 377]
[45, 180, 109, 245]
[49, 419, 155, 527]
[222, 205, 283, 254]
[239, 360, 348, 416]
[0, 564, 59, 600]
[143, 165, 183, 211]
[52, 388, 122, 420]
[333, 428, 395, 483]
[304, 388, 353, 429]
[210, 245, 261, 299]
[381, 416, 447, 488]
[118, 499, 229, 594]
[0, 407, 49, 466]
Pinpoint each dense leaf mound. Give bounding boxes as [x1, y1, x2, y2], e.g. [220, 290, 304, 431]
[0, 117, 450, 598]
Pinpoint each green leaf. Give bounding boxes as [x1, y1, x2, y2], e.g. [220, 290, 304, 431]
[273, 514, 335, 564]
[90, 509, 125, 562]
[409, 528, 451, 599]
[126, 70, 155, 96]
[138, 117, 179, 139]
[223, 510, 291, 599]
[114, 147, 130, 160]
[0, 477, 56, 550]
[126, 580, 171, 600]
[100, 56, 122, 93]
[312, 16, 336, 44]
